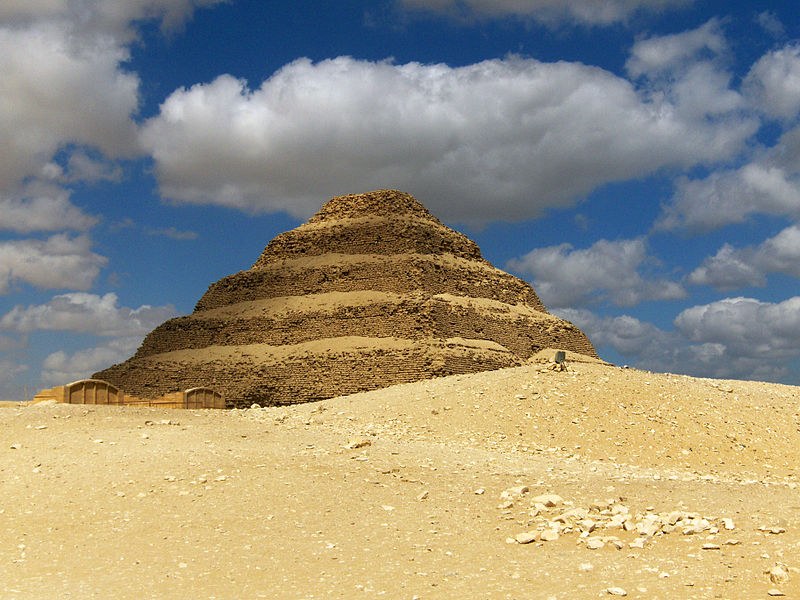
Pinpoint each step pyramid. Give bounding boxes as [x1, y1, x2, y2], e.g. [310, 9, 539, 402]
[94, 190, 596, 407]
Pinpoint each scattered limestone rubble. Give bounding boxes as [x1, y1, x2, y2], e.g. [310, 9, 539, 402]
[498, 486, 771, 549]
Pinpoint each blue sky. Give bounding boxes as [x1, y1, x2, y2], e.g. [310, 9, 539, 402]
[1, 0, 800, 399]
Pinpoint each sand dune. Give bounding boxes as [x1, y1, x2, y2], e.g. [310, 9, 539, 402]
[2, 360, 798, 598]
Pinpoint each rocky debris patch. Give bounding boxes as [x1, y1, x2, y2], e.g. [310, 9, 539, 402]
[144, 419, 180, 426]
[504, 492, 752, 550]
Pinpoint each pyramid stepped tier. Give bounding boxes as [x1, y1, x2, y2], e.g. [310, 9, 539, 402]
[134, 292, 592, 359]
[195, 253, 545, 312]
[96, 337, 523, 406]
[94, 190, 597, 407]
[254, 216, 484, 264]
[255, 190, 482, 265]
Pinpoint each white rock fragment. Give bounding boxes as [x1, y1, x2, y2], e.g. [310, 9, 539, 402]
[500, 486, 529, 499]
[768, 565, 789, 585]
[345, 438, 371, 449]
[637, 516, 660, 537]
[540, 529, 559, 542]
[578, 519, 597, 533]
[531, 494, 563, 507]
[767, 590, 785, 597]
[701, 543, 721, 550]
[608, 514, 629, 529]
[606, 537, 624, 550]
[605, 587, 627, 596]
[515, 532, 538, 544]
[586, 538, 604, 550]
[531, 502, 548, 515]
[682, 518, 711, 535]
[759, 526, 787, 534]
[622, 518, 637, 532]
[722, 518, 735, 530]
[555, 508, 589, 522]
[666, 511, 683, 526]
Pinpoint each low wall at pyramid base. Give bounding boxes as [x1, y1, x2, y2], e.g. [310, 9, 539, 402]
[34, 379, 225, 409]
[94, 337, 526, 408]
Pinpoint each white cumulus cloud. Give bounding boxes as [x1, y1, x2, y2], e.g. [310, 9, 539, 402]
[140, 54, 754, 224]
[688, 225, 800, 290]
[625, 18, 727, 78]
[674, 296, 800, 359]
[656, 41, 800, 232]
[0, 292, 177, 336]
[744, 43, 800, 121]
[0, 0, 224, 243]
[0, 23, 140, 190]
[557, 307, 679, 360]
[0, 0, 225, 41]
[0, 235, 107, 294]
[658, 124, 800, 231]
[0, 359, 29, 400]
[687, 244, 766, 290]
[559, 302, 800, 382]
[41, 337, 142, 385]
[0, 183, 98, 233]
[507, 238, 685, 307]
[400, 0, 692, 26]
[61, 151, 123, 184]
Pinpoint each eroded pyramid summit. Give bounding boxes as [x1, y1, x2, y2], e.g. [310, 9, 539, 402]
[94, 190, 596, 407]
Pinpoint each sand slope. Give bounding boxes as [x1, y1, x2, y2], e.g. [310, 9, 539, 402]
[2, 362, 799, 599]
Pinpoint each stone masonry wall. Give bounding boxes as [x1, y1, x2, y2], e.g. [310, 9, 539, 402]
[254, 218, 483, 266]
[99, 343, 520, 408]
[195, 256, 546, 313]
[133, 299, 594, 360]
[307, 190, 440, 224]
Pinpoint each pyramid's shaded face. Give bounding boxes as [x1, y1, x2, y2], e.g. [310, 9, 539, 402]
[94, 190, 596, 407]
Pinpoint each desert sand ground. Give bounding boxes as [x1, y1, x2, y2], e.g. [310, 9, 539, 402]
[2, 357, 799, 599]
